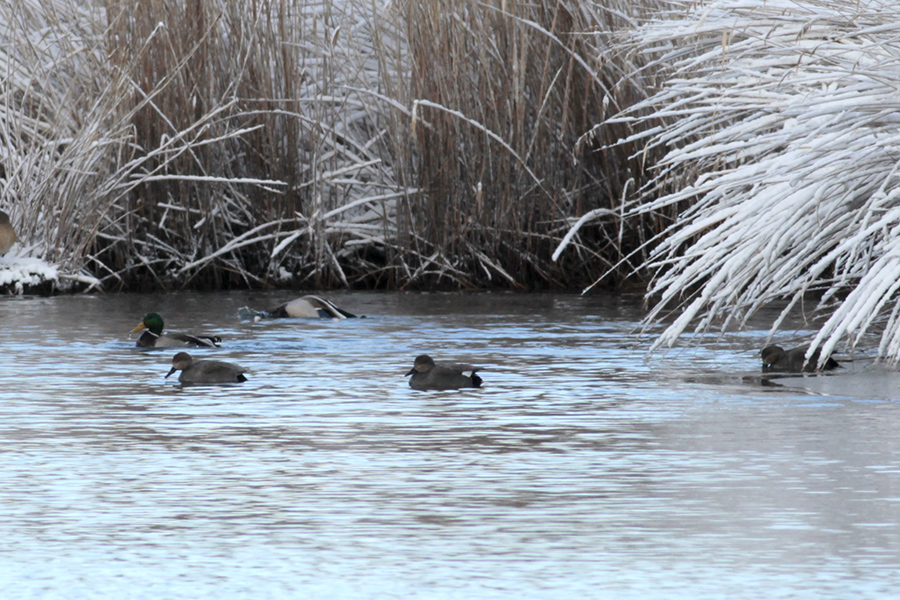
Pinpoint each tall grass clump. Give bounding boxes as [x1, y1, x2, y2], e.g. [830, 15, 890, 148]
[0, 1, 128, 286]
[99, 0, 409, 289]
[397, 0, 663, 289]
[609, 0, 900, 363]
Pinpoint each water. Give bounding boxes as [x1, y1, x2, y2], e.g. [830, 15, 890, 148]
[1, 291, 899, 599]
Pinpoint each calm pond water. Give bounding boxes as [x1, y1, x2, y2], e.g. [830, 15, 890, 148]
[2, 290, 899, 599]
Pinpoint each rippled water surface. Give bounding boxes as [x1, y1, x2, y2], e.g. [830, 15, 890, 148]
[2, 291, 900, 599]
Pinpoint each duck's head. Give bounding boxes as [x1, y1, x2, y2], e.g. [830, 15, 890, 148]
[760, 345, 784, 367]
[406, 354, 435, 376]
[132, 313, 164, 336]
[166, 352, 194, 378]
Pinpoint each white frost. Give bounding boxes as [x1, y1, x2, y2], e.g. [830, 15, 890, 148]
[0, 251, 59, 293]
[607, 0, 900, 365]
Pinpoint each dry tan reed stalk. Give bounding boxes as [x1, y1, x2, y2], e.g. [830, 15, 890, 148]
[398, 0, 665, 289]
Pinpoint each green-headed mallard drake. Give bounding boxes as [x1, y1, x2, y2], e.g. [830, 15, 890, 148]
[761, 345, 839, 373]
[0, 210, 16, 256]
[405, 354, 483, 391]
[131, 313, 222, 348]
[165, 352, 247, 384]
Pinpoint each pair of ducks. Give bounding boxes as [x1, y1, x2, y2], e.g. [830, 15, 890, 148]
[132, 297, 483, 390]
[418, 345, 838, 385]
[131, 295, 358, 349]
[162, 352, 482, 389]
[131, 313, 245, 385]
[132, 295, 358, 349]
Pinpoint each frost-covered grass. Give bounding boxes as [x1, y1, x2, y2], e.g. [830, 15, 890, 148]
[0, 0, 661, 292]
[599, 0, 900, 364]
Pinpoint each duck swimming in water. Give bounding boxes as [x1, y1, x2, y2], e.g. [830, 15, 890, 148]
[131, 313, 222, 348]
[761, 345, 839, 373]
[165, 352, 247, 384]
[405, 354, 483, 391]
[239, 295, 359, 320]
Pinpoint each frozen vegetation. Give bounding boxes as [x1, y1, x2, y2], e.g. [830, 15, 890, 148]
[0, 253, 60, 294]
[3, 0, 900, 362]
[590, 0, 900, 363]
[0, 0, 649, 291]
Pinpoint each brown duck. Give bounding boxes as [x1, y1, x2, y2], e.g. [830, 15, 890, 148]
[405, 355, 483, 391]
[760, 345, 839, 373]
[165, 352, 247, 384]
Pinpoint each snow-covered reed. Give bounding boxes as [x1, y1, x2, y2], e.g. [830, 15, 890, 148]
[0, 1, 122, 280]
[602, 0, 900, 364]
[0, 0, 412, 290]
[99, 0, 410, 289]
[1, 0, 665, 291]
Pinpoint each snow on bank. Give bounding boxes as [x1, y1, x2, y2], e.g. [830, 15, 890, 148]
[0, 251, 58, 294]
[0, 250, 99, 294]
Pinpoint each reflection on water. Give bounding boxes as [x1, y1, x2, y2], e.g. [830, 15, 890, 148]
[1, 291, 899, 599]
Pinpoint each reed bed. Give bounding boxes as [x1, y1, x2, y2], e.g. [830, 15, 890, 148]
[0, 0, 665, 291]
[607, 0, 900, 363]
[100, 0, 409, 289]
[396, 0, 664, 289]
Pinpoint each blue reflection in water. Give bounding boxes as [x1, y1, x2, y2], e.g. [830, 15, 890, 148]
[0, 291, 899, 599]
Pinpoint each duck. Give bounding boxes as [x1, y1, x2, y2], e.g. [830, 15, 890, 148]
[131, 313, 222, 348]
[0, 210, 16, 255]
[239, 295, 359, 320]
[405, 354, 483, 391]
[165, 352, 247, 384]
[267, 295, 359, 318]
[760, 345, 839, 373]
